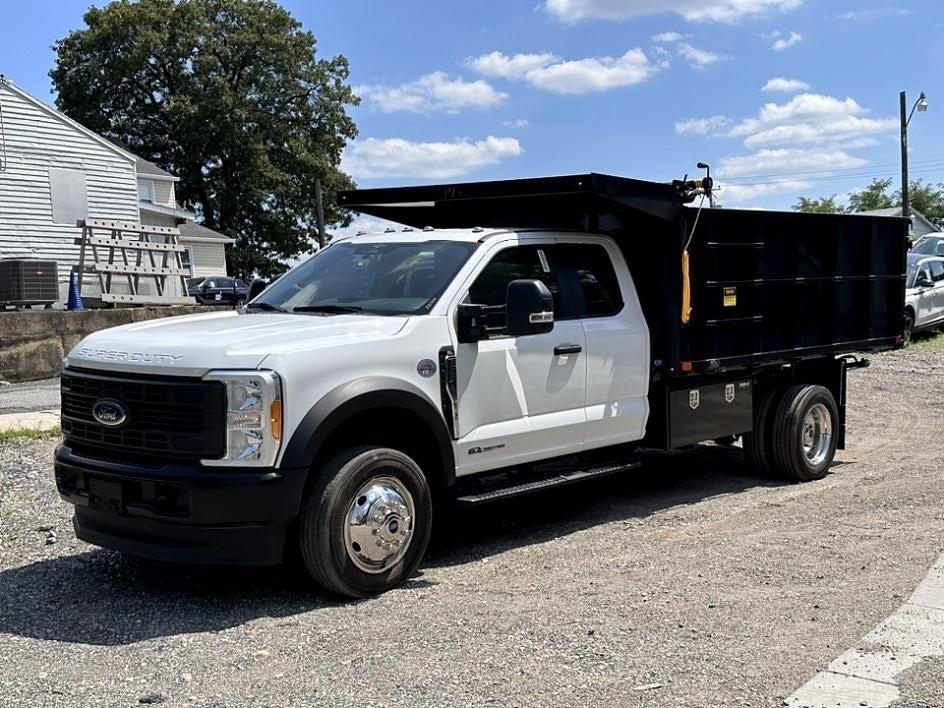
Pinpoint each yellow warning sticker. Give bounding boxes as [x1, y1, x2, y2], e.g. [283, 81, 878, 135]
[723, 287, 737, 307]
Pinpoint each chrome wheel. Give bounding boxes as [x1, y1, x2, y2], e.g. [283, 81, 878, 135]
[802, 403, 833, 467]
[343, 475, 415, 574]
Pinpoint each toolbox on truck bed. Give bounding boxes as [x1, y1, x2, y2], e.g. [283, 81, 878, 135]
[341, 173, 909, 377]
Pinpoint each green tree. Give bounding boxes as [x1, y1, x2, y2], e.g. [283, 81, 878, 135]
[792, 195, 843, 214]
[51, 0, 358, 276]
[902, 180, 944, 227]
[846, 178, 895, 213]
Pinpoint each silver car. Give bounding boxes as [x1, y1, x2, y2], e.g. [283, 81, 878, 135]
[910, 233, 944, 257]
[905, 254, 944, 342]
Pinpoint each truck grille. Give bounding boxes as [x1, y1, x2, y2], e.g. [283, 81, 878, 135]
[61, 368, 226, 461]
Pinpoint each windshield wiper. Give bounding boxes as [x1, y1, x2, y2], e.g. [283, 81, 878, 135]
[245, 302, 288, 313]
[293, 305, 365, 315]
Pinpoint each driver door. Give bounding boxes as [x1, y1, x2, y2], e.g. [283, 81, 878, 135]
[453, 243, 587, 475]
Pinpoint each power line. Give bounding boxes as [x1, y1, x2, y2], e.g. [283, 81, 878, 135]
[719, 164, 944, 188]
[720, 157, 944, 183]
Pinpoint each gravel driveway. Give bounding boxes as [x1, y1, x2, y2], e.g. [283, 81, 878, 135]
[1, 342, 942, 707]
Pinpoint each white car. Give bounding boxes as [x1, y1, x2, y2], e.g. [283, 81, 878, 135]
[904, 254, 944, 342]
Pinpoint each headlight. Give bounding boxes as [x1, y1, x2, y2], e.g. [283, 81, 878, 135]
[201, 370, 282, 467]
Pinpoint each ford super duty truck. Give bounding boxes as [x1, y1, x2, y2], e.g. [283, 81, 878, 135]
[55, 173, 908, 597]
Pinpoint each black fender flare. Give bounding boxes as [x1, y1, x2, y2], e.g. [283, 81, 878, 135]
[280, 376, 456, 489]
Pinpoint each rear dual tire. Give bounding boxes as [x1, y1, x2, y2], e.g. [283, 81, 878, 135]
[745, 384, 838, 482]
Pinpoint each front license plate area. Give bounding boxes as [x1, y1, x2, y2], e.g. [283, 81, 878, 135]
[88, 478, 125, 516]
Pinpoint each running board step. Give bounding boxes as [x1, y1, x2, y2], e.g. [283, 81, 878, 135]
[455, 459, 641, 507]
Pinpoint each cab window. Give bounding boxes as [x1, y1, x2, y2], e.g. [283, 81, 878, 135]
[561, 244, 623, 317]
[465, 245, 574, 332]
[468, 246, 564, 310]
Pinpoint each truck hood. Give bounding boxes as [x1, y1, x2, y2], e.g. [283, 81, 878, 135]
[67, 310, 410, 377]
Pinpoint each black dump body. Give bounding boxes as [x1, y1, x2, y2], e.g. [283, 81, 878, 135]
[341, 173, 908, 379]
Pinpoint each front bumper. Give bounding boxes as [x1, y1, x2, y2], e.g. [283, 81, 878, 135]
[54, 444, 307, 565]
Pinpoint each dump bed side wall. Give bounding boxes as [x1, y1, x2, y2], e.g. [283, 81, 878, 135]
[678, 208, 908, 371]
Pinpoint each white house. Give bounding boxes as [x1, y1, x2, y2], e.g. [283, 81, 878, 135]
[859, 207, 940, 238]
[0, 75, 232, 303]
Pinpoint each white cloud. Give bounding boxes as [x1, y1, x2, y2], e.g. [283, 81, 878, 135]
[833, 7, 909, 21]
[727, 93, 898, 148]
[762, 77, 811, 93]
[502, 118, 530, 128]
[545, 0, 802, 23]
[677, 43, 727, 68]
[771, 30, 802, 51]
[678, 91, 897, 204]
[716, 179, 812, 203]
[356, 72, 506, 113]
[675, 115, 731, 135]
[343, 136, 523, 179]
[467, 49, 664, 94]
[718, 147, 867, 177]
[467, 52, 559, 80]
[652, 31, 689, 42]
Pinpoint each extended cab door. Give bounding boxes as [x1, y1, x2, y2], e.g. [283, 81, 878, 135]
[452, 242, 587, 475]
[558, 241, 650, 448]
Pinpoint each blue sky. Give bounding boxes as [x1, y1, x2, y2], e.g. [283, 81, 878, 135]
[2, 0, 942, 211]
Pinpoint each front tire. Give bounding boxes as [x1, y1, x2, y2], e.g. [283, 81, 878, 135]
[298, 446, 432, 598]
[770, 385, 838, 482]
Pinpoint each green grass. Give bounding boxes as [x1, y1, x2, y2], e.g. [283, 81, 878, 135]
[909, 330, 944, 352]
[0, 425, 61, 443]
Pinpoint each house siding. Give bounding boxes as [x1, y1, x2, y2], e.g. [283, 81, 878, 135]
[151, 179, 176, 208]
[189, 242, 228, 278]
[0, 83, 139, 300]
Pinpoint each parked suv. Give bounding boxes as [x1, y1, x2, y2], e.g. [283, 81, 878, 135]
[910, 233, 944, 257]
[905, 254, 944, 342]
[188, 276, 248, 307]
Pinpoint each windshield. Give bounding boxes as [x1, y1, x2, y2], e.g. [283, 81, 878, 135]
[252, 240, 478, 315]
[911, 236, 944, 256]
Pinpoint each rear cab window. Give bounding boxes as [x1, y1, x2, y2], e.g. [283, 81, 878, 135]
[560, 243, 624, 318]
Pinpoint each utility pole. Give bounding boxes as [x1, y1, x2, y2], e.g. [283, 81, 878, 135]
[900, 90, 928, 220]
[900, 91, 910, 219]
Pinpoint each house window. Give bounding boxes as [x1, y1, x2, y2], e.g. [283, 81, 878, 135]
[48, 168, 88, 225]
[180, 246, 195, 277]
[138, 180, 155, 203]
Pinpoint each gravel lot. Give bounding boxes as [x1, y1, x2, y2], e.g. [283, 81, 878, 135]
[1, 340, 942, 707]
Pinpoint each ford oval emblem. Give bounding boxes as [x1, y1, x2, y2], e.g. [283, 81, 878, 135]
[92, 399, 129, 428]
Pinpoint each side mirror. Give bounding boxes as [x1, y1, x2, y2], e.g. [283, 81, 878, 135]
[506, 279, 554, 337]
[247, 277, 268, 302]
[916, 274, 934, 288]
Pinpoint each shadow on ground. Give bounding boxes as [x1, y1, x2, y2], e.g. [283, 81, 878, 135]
[0, 445, 786, 646]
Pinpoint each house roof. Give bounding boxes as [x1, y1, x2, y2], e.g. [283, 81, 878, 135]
[136, 156, 177, 180]
[859, 207, 938, 233]
[139, 201, 196, 221]
[178, 221, 234, 243]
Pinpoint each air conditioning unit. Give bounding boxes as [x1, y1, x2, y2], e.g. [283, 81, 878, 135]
[0, 259, 60, 306]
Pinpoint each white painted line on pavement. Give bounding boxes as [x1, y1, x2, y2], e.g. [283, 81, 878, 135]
[786, 553, 944, 708]
[0, 409, 61, 433]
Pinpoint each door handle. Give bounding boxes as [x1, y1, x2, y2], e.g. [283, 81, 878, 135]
[554, 344, 582, 356]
